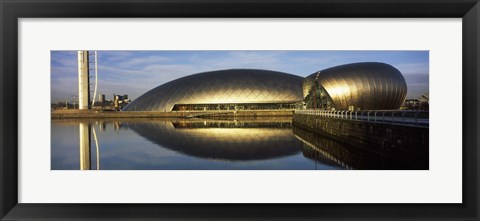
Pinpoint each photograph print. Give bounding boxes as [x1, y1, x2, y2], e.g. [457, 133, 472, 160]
[51, 50, 429, 170]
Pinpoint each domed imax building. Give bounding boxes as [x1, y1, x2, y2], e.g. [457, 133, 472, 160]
[123, 62, 407, 112]
[302, 62, 407, 110]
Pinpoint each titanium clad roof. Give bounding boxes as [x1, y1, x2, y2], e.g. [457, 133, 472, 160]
[123, 69, 304, 111]
[303, 62, 407, 110]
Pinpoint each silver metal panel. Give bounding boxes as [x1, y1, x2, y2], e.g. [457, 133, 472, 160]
[124, 69, 304, 111]
[302, 62, 407, 110]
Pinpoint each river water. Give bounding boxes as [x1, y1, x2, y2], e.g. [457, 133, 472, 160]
[51, 118, 397, 170]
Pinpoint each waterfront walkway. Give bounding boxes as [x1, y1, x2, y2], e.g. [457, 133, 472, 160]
[295, 110, 428, 127]
[51, 109, 295, 119]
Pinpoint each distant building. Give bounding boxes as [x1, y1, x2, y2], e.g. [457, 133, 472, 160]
[99, 94, 105, 103]
[113, 94, 131, 110]
[402, 92, 429, 110]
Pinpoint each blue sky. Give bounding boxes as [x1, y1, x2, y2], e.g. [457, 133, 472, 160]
[51, 51, 429, 103]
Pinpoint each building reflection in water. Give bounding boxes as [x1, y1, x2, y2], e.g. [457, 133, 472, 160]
[68, 118, 352, 170]
[128, 119, 303, 161]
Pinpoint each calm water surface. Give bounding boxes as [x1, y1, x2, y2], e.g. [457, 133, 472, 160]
[51, 118, 352, 170]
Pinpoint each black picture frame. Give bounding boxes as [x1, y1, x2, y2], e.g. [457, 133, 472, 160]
[1, 0, 479, 220]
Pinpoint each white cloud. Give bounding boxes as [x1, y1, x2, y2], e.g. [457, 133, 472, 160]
[114, 55, 172, 68]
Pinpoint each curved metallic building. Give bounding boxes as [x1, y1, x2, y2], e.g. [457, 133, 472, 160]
[123, 69, 304, 111]
[303, 62, 407, 110]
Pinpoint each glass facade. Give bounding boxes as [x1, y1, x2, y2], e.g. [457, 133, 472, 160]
[304, 84, 334, 110]
[172, 103, 299, 111]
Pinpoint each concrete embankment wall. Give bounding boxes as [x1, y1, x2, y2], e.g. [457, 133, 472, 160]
[52, 110, 189, 119]
[51, 110, 294, 119]
[292, 113, 429, 169]
[293, 127, 415, 169]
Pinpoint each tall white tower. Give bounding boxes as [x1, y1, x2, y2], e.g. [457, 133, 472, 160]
[78, 51, 90, 110]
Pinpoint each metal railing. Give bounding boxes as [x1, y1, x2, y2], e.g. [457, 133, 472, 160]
[295, 109, 429, 126]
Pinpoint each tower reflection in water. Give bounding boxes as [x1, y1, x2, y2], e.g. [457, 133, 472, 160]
[63, 118, 346, 170]
[78, 122, 101, 170]
[78, 122, 90, 170]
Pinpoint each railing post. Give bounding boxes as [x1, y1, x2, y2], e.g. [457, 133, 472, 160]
[415, 112, 419, 125]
